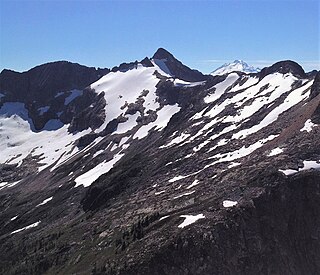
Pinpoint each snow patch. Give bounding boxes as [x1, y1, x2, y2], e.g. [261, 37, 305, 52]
[159, 215, 170, 221]
[186, 179, 199, 189]
[36, 197, 53, 207]
[0, 180, 21, 190]
[133, 104, 180, 140]
[204, 73, 239, 103]
[178, 214, 205, 228]
[279, 160, 320, 175]
[223, 200, 238, 208]
[74, 152, 124, 188]
[11, 221, 41, 235]
[160, 132, 190, 148]
[268, 147, 283, 156]
[93, 149, 104, 158]
[155, 190, 165, 195]
[114, 113, 139, 134]
[300, 119, 316, 133]
[10, 215, 18, 221]
[173, 79, 205, 87]
[173, 191, 195, 199]
[169, 175, 188, 183]
[228, 162, 241, 168]
[209, 135, 278, 164]
[0, 182, 8, 188]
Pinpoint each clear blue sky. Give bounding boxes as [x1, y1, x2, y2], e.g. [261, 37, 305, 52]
[0, 0, 319, 73]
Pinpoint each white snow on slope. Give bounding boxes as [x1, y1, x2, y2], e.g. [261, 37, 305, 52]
[114, 113, 140, 134]
[159, 215, 170, 221]
[160, 132, 190, 148]
[209, 135, 278, 164]
[173, 79, 205, 87]
[173, 191, 195, 199]
[0, 182, 8, 188]
[191, 73, 292, 143]
[91, 65, 161, 133]
[205, 74, 296, 121]
[228, 162, 241, 168]
[186, 179, 200, 189]
[10, 215, 18, 221]
[74, 152, 124, 188]
[0, 62, 186, 172]
[279, 168, 297, 176]
[155, 190, 165, 195]
[91, 63, 182, 138]
[233, 79, 313, 139]
[223, 200, 238, 207]
[169, 175, 190, 183]
[178, 214, 205, 228]
[279, 160, 320, 175]
[300, 119, 316, 132]
[11, 221, 41, 235]
[93, 149, 104, 158]
[204, 73, 239, 103]
[227, 74, 298, 123]
[133, 104, 180, 140]
[36, 196, 53, 207]
[0, 102, 90, 170]
[303, 160, 320, 170]
[268, 147, 283, 156]
[0, 180, 21, 190]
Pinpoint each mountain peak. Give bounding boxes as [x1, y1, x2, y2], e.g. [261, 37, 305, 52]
[211, 60, 260, 76]
[151, 48, 208, 82]
[152, 47, 174, 60]
[259, 60, 306, 79]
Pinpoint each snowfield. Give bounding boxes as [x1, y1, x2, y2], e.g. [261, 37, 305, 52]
[0, 103, 90, 171]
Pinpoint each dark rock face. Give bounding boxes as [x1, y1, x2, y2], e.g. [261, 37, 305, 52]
[116, 171, 320, 275]
[152, 48, 208, 82]
[259, 60, 306, 79]
[310, 71, 320, 99]
[0, 61, 109, 131]
[0, 61, 109, 102]
[68, 90, 107, 132]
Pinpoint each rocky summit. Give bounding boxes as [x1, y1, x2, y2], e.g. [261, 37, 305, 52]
[0, 49, 319, 275]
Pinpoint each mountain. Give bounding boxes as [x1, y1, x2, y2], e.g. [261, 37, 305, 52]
[211, 59, 260, 75]
[0, 49, 320, 275]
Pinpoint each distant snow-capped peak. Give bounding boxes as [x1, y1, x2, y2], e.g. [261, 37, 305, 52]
[211, 60, 260, 76]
